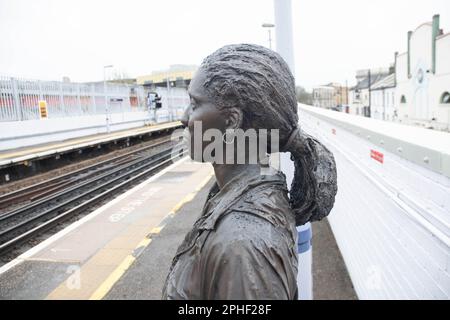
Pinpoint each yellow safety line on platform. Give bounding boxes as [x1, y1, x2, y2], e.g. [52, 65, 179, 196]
[88, 255, 137, 300]
[0, 122, 180, 160]
[88, 171, 214, 300]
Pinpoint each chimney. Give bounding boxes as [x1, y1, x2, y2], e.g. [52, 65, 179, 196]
[432, 14, 440, 74]
[407, 31, 412, 78]
[394, 51, 398, 86]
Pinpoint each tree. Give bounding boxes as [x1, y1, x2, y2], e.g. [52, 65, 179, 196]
[295, 86, 313, 105]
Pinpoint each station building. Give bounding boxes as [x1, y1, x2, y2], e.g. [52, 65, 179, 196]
[136, 64, 197, 88]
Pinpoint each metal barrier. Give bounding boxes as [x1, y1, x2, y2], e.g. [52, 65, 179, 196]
[0, 76, 189, 122]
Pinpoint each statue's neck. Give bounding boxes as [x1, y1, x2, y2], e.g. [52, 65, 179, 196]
[212, 163, 261, 189]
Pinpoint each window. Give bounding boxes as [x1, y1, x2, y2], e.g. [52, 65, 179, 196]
[400, 95, 406, 104]
[440, 92, 450, 104]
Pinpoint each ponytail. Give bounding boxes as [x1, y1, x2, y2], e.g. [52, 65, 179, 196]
[281, 127, 338, 226]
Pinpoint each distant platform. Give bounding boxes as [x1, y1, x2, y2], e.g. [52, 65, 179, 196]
[0, 121, 182, 169]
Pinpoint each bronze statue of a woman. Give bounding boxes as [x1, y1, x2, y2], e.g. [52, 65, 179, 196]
[162, 44, 337, 300]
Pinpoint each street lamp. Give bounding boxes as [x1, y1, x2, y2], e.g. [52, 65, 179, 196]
[103, 65, 113, 133]
[262, 23, 275, 49]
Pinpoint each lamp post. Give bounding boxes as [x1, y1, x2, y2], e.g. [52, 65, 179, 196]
[262, 23, 275, 49]
[103, 65, 113, 133]
[367, 68, 372, 118]
[166, 77, 172, 122]
[273, 0, 313, 300]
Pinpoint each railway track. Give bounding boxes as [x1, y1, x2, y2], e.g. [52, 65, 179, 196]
[0, 137, 186, 255]
[0, 136, 178, 210]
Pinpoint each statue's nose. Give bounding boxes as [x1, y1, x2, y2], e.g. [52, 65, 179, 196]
[181, 105, 191, 128]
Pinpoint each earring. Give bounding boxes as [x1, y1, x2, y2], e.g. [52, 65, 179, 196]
[222, 129, 236, 144]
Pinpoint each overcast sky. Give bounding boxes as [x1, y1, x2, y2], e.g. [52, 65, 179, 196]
[1, 0, 449, 90]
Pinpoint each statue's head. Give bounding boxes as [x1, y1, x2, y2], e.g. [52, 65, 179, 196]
[182, 43, 337, 226]
[182, 43, 298, 163]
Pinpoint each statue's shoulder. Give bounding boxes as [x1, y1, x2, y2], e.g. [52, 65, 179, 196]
[227, 179, 296, 229]
[210, 207, 296, 252]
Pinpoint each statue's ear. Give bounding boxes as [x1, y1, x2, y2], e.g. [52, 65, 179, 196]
[225, 107, 243, 130]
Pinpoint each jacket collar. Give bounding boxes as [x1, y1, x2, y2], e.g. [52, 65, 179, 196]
[198, 168, 287, 231]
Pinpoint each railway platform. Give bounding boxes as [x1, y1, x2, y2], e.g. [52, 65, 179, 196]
[0, 121, 182, 170]
[0, 155, 356, 300]
[0, 157, 214, 299]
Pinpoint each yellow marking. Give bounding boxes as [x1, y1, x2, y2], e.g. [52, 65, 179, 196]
[149, 226, 163, 235]
[39, 100, 48, 118]
[171, 193, 195, 213]
[137, 238, 152, 248]
[89, 255, 136, 300]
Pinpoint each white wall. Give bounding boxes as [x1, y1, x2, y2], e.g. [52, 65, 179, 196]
[433, 34, 450, 127]
[372, 88, 395, 121]
[395, 25, 450, 129]
[410, 24, 433, 74]
[0, 110, 175, 151]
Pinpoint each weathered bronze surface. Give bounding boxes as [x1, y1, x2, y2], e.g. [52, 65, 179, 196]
[162, 44, 337, 300]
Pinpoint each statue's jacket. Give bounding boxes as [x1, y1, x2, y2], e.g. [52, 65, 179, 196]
[162, 168, 299, 300]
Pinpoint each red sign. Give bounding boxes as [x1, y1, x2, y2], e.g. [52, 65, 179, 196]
[370, 150, 384, 164]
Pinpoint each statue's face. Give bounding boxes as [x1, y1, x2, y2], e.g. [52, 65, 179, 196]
[182, 68, 227, 161]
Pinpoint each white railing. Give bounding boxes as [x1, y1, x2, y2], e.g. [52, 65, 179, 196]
[0, 76, 149, 121]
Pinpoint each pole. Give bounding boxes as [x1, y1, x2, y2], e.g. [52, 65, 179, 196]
[274, 0, 313, 300]
[368, 69, 371, 118]
[166, 77, 171, 122]
[103, 66, 112, 133]
[268, 29, 272, 49]
[346, 79, 349, 112]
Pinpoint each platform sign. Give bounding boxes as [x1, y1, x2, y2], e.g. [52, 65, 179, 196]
[38, 100, 48, 119]
[370, 149, 384, 163]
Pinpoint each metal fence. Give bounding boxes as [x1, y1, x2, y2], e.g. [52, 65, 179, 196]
[0, 76, 151, 122]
